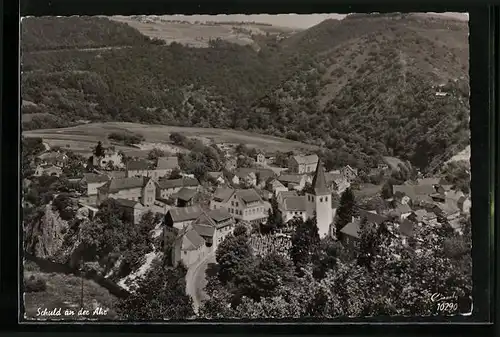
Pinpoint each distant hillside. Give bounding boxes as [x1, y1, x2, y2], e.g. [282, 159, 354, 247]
[110, 16, 297, 48]
[21, 16, 161, 52]
[21, 13, 469, 171]
[245, 13, 469, 170]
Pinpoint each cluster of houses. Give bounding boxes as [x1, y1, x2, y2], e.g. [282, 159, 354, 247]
[337, 177, 471, 249]
[30, 143, 471, 271]
[167, 154, 353, 267]
[33, 152, 69, 177]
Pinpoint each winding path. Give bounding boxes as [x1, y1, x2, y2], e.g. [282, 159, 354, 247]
[185, 251, 216, 313]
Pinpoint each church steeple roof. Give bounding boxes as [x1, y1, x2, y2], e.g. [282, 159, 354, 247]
[311, 160, 330, 195]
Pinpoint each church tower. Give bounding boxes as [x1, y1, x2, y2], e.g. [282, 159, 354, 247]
[306, 160, 333, 238]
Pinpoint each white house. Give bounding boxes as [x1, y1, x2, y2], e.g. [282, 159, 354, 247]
[210, 188, 269, 225]
[279, 196, 308, 223]
[287, 154, 319, 174]
[80, 173, 110, 196]
[171, 228, 210, 268]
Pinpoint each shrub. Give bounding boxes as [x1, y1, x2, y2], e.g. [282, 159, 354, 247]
[24, 275, 47, 293]
[108, 132, 145, 146]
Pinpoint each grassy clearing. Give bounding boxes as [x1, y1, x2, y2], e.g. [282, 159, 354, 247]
[23, 269, 119, 321]
[23, 122, 318, 155]
[110, 16, 294, 47]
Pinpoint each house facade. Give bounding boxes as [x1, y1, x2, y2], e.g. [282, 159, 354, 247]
[210, 188, 268, 224]
[279, 196, 308, 223]
[92, 150, 124, 169]
[256, 153, 266, 166]
[97, 176, 155, 207]
[171, 228, 210, 268]
[340, 165, 358, 182]
[192, 208, 235, 250]
[155, 156, 179, 177]
[277, 174, 306, 191]
[155, 177, 200, 200]
[112, 198, 146, 224]
[34, 164, 62, 177]
[287, 154, 319, 174]
[37, 152, 68, 168]
[126, 160, 150, 178]
[80, 173, 110, 196]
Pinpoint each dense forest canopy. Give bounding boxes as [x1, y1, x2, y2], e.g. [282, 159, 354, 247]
[21, 14, 470, 172]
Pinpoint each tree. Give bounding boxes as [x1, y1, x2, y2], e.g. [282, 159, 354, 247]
[233, 224, 248, 238]
[93, 141, 105, 158]
[169, 132, 186, 146]
[52, 192, 76, 221]
[289, 217, 320, 273]
[168, 167, 182, 179]
[265, 197, 283, 233]
[216, 234, 254, 284]
[311, 237, 339, 279]
[116, 262, 194, 320]
[237, 155, 254, 168]
[381, 181, 393, 199]
[147, 148, 166, 161]
[334, 188, 357, 239]
[356, 217, 381, 270]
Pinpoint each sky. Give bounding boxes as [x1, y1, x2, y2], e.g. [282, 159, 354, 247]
[159, 13, 468, 29]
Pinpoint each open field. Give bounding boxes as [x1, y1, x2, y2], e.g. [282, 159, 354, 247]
[110, 16, 296, 47]
[23, 263, 118, 320]
[23, 122, 319, 155]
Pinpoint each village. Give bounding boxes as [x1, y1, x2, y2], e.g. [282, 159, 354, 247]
[24, 133, 471, 277]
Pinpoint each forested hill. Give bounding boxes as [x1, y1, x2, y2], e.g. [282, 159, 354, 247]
[21, 16, 163, 52]
[21, 14, 469, 172]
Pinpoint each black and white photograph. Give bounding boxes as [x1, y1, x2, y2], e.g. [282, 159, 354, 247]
[21, 12, 472, 321]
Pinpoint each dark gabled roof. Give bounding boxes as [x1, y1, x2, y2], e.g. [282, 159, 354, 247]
[277, 190, 298, 199]
[325, 172, 345, 183]
[292, 154, 319, 165]
[157, 177, 199, 190]
[191, 223, 216, 238]
[83, 173, 110, 184]
[277, 174, 303, 184]
[156, 156, 179, 170]
[311, 161, 329, 195]
[395, 203, 412, 214]
[99, 176, 147, 193]
[175, 187, 197, 201]
[409, 209, 428, 222]
[340, 221, 361, 239]
[435, 201, 461, 216]
[399, 219, 414, 237]
[213, 187, 235, 202]
[255, 168, 275, 181]
[235, 189, 262, 204]
[126, 159, 150, 171]
[112, 198, 143, 209]
[207, 208, 232, 223]
[234, 168, 256, 179]
[182, 229, 205, 250]
[283, 196, 307, 211]
[358, 209, 387, 225]
[393, 184, 436, 201]
[168, 205, 203, 222]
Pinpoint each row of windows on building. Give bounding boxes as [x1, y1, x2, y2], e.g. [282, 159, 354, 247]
[307, 195, 329, 203]
[228, 207, 264, 216]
